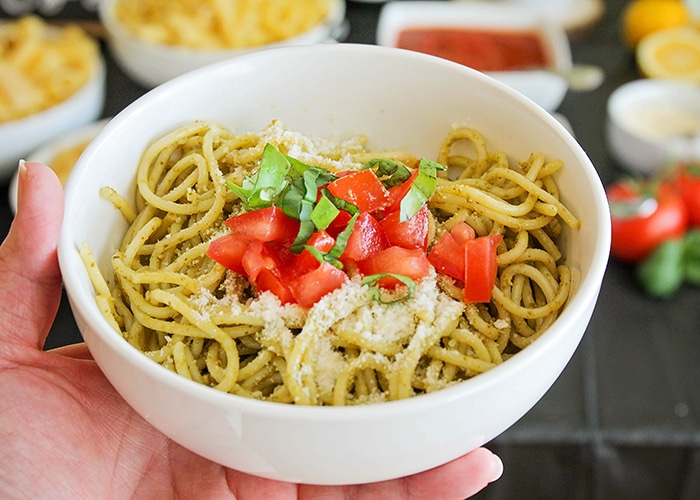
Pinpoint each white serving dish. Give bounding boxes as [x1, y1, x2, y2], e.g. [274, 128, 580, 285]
[58, 44, 610, 486]
[606, 79, 700, 176]
[376, 1, 572, 111]
[0, 53, 105, 180]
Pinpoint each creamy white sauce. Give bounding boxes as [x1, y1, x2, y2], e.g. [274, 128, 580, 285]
[620, 104, 700, 140]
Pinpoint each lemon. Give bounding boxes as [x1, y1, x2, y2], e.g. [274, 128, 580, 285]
[636, 26, 700, 81]
[622, 0, 689, 48]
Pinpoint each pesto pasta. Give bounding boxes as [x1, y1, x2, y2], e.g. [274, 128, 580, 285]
[81, 120, 579, 406]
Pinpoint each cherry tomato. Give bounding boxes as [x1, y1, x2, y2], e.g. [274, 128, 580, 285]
[608, 180, 688, 263]
[673, 163, 700, 227]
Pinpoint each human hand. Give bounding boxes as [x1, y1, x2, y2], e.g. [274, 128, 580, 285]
[0, 162, 503, 499]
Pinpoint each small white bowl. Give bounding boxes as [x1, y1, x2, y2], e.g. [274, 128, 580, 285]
[7, 119, 109, 214]
[99, 0, 347, 88]
[58, 44, 610, 485]
[376, 1, 572, 112]
[606, 79, 700, 176]
[0, 53, 105, 180]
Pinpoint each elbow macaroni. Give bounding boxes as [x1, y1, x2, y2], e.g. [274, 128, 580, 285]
[0, 16, 98, 124]
[114, 0, 332, 49]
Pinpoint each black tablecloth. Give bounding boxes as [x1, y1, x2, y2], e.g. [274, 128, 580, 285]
[1, 1, 698, 498]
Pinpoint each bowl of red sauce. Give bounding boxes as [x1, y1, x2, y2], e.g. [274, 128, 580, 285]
[377, 1, 572, 112]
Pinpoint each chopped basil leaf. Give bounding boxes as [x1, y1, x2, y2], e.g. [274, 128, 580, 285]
[290, 199, 316, 253]
[361, 274, 416, 303]
[229, 143, 292, 210]
[326, 212, 358, 261]
[311, 193, 340, 230]
[304, 244, 343, 269]
[399, 158, 445, 222]
[362, 158, 411, 187]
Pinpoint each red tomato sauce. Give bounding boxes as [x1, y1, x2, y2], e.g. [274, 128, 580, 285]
[396, 28, 551, 71]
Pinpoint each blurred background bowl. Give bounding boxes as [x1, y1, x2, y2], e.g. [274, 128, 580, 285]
[606, 79, 700, 176]
[8, 118, 109, 214]
[376, 1, 573, 112]
[58, 44, 610, 485]
[99, 0, 347, 88]
[0, 52, 105, 181]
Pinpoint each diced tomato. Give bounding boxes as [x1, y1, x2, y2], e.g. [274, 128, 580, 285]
[225, 206, 300, 243]
[289, 262, 348, 308]
[463, 235, 503, 303]
[206, 233, 248, 274]
[341, 212, 389, 262]
[241, 240, 282, 281]
[326, 169, 391, 213]
[427, 231, 465, 281]
[326, 209, 353, 238]
[379, 204, 429, 250]
[256, 268, 295, 305]
[358, 246, 431, 288]
[386, 168, 419, 213]
[291, 230, 336, 273]
[450, 221, 476, 244]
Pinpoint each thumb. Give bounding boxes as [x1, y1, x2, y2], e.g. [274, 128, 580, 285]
[0, 161, 64, 350]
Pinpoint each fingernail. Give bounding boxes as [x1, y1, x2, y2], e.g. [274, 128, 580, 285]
[17, 159, 27, 206]
[489, 453, 504, 482]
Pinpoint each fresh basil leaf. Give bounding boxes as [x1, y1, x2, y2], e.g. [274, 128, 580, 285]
[362, 158, 411, 187]
[399, 158, 445, 222]
[304, 244, 344, 269]
[311, 193, 340, 230]
[321, 188, 359, 216]
[290, 199, 316, 253]
[326, 212, 358, 261]
[361, 273, 416, 303]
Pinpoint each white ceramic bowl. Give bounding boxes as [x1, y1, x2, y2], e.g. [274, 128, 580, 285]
[0, 53, 105, 180]
[606, 79, 700, 176]
[58, 44, 610, 485]
[376, 1, 572, 112]
[99, 0, 347, 88]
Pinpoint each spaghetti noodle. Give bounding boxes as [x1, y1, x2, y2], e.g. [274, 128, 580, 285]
[82, 120, 579, 405]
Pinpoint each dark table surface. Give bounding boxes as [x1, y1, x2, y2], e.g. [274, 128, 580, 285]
[1, 1, 699, 498]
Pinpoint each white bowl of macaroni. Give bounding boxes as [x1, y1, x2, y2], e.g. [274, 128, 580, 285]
[99, 0, 347, 88]
[0, 16, 106, 179]
[58, 44, 610, 485]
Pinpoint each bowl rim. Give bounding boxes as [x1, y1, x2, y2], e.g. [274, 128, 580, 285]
[98, 0, 347, 55]
[58, 43, 610, 418]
